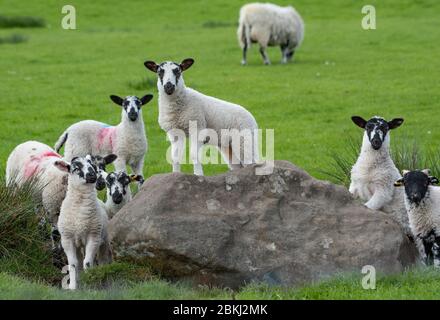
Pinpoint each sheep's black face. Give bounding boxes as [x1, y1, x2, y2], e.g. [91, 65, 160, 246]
[365, 117, 389, 150]
[89, 154, 117, 190]
[351, 116, 404, 151]
[71, 156, 97, 184]
[106, 172, 131, 205]
[109, 95, 153, 122]
[395, 170, 439, 205]
[144, 59, 195, 96]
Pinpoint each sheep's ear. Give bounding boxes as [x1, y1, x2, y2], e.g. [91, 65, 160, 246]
[429, 176, 439, 185]
[422, 169, 431, 176]
[351, 116, 367, 129]
[144, 61, 159, 73]
[388, 118, 404, 129]
[110, 95, 124, 106]
[394, 178, 404, 187]
[140, 94, 154, 106]
[130, 174, 144, 184]
[54, 160, 70, 173]
[180, 58, 194, 71]
[402, 169, 410, 176]
[104, 154, 117, 165]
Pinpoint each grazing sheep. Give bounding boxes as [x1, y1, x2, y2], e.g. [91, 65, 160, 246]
[395, 170, 440, 266]
[237, 2, 304, 65]
[54, 94, 153, 178]
[54, 155, 112, 290]
[349, 116, 411, 236]
[144, 58, 259, 176]
[99, 171, 143, 219]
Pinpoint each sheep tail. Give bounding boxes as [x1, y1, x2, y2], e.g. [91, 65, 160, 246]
[237, 10, 251, 49]
[54, 131, 68, 153]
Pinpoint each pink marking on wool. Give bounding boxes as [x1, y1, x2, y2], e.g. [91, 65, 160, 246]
[23, 151, 62, 179]
[97, 127, 117, 152]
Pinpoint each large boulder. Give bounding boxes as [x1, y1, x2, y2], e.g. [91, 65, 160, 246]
[108, 161, 418, 288]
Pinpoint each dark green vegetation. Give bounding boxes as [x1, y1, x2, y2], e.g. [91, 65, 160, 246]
[0, 0, 439, 299]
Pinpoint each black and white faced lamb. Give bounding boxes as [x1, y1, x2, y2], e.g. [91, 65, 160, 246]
[54, 155, 112, 290]
[99, 171, 143, 219]
[349, 115, 411, 236]
[395, 169, 440, 266]
[144, 58, 259, 176]
[54, 94, 153, 179]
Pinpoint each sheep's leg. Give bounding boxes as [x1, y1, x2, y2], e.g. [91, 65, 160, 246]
[113, 157, 127, 173]
[130, 158, 145, 190]
[190, 139, 204, 176]
[221, 145, 242, 171]
[61, 238, 78, 290]
[241, 43, 248, 65]
[83, 236, 100, 270]
[168, 132, 184, 173]
[259, 46, 270, 65]
[280, 44, 288, 64]
[364, 187, 393, 210]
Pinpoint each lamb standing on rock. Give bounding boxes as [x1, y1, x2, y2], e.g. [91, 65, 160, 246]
[98, 171, 143, 219]
[349, 116, 411, 236]
[54, 155, 112, 290]
[144, 58, 259, 176]
[54, 94, 153, 177]
[237, 2, 305, 65]
[395, 170, 440, 266]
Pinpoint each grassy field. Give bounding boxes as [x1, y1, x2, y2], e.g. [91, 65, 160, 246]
[1, 0, 440, 299]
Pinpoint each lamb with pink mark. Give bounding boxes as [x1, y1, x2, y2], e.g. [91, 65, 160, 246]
[54, 94, 153, 178]
[6, 140, 67, 224]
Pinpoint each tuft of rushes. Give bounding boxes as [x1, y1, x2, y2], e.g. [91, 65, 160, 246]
[0, 172, 59, 284]
[322, 135, 440, 187]
[0, 34, 27, 45]
[0, 15, 45, 28]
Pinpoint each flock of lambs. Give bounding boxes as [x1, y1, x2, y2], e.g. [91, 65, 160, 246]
[3, 3, 438, 290]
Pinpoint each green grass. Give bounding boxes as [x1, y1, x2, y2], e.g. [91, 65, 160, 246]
[1, 0, 440, 299]
[4, 267, 440, 300]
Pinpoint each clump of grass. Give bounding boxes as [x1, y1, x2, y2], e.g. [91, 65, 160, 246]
[80, 262, 154, 290]
[0, 172, 58, 284]
[0, 15, 45, 28]
[127, 77, 156, 91]
[322, 134, 440, 187]
[0, 34, 27, 45]
[202, 21, 235, 28]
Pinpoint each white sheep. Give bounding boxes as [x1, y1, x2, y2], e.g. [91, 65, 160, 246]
[395, 169, 440, 266]
[54, 94, 153, 177]
[144, 58, 259, 176]
[237, 2, 304, 65]
[98, 171, 143, 219]
[349, 116, 411, 236]
[54, 155, 112, 290]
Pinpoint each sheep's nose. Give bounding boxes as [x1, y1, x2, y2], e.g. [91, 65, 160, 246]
[86, 172, 97, 183]
[164, 82, 175, 95]
[371, 139, 382, 150]
[411, 193, 421, 203]
[95, 176, 106, 191]
[128, 110, 138, 121]
[112, 192, 123, 204]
